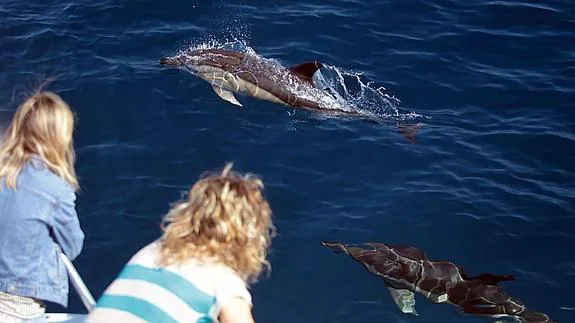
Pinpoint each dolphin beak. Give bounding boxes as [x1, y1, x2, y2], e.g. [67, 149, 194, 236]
[159, 57, 181, 67]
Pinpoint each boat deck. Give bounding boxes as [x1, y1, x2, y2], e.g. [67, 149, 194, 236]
[46, 313, 87, 322]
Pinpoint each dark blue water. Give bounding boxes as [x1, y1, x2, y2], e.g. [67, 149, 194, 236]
[1, 1, 574, 322]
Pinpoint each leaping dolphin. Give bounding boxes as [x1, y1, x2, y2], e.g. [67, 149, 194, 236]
[159, 48, 356, 113]
[322, 241, 554, 323]
[159, 48, 423, 142]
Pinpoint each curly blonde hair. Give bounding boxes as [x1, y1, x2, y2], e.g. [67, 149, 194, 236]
[158, 162, 276, 285]
[0, 90, 78, 190]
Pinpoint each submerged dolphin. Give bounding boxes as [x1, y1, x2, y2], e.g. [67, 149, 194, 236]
[159, 48, 422, 142]
[322, 241, 554, 323]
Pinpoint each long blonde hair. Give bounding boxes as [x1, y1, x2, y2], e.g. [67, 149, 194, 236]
[158, 162, 276, 284]
[0, 91, 78, 191]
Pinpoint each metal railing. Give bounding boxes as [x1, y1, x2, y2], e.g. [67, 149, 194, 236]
[59, 253, 96, 313]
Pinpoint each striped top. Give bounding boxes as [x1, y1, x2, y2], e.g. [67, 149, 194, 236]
[86, 241, 252, 323]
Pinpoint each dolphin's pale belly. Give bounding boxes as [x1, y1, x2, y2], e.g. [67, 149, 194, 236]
[242, 81, 287, 106]
[192, 63, 358, 114]
[197, 66, 287, 106]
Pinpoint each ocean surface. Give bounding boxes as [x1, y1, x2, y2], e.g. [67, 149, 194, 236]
[1, 0, 574, 322]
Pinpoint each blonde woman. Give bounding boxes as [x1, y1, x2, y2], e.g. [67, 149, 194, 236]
[0, 91, 85, 322]
[87, 163, 275, 323]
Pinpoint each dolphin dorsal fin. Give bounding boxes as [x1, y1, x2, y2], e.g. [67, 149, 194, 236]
[289, 61, 324, 84]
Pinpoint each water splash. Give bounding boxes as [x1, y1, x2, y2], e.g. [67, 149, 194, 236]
[314, 66, 398, 115]
[313, 65, 427, 123]
[177, 33, 252, 56]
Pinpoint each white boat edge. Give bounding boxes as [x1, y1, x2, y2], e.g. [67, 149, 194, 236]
[45, 313, 88, 322]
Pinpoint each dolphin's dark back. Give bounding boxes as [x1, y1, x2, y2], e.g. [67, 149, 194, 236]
[184, 48, 245, 71]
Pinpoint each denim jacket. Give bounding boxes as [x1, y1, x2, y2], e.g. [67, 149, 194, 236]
[0, 155, 85, 307]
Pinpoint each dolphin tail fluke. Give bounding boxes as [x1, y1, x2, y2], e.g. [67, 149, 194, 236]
[212, 85, 243, 107]
[352, 114, 424, 144]
[518, 309, 555, 323]
[397, 123, 424, 144]
[460, 301, 554, 323]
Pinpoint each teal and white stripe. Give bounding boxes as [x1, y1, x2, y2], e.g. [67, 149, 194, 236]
[92, 264, 216, 323]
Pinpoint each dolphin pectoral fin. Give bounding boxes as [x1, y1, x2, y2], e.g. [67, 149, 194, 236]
[387, 286, 419, 316]
[212, 85, 243, 107]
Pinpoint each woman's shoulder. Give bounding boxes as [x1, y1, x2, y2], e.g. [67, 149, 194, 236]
[129, 241, 248, 290]
[180, 259, 249, 293]
[18, 157, 72, 198]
